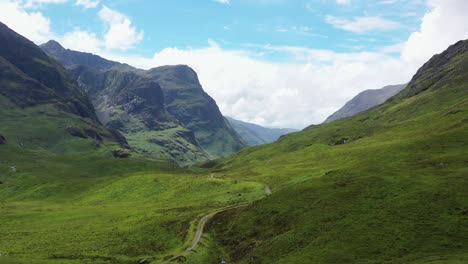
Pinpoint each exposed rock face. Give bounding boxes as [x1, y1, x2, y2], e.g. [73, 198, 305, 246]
[112, 149, 131, 158]
[85, 128, 103, 141]
[324, 84, 407, 123]
[41, 41, 246, 163]
[66, 127, 87, 139]
[399, 40, 468, 99]
[107, 130, 130, 149]
[145, 65, 245, 157]
[0, 134, 6, 144]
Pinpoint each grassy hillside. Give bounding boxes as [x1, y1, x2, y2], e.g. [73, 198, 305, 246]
[203, 40, 468, 263]
[0, 141, 266, 263]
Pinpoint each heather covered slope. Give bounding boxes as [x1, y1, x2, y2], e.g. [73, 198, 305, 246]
[204, 40, 468, 264]
[41, 42, 245, 163]
[324, 83, 406, 123]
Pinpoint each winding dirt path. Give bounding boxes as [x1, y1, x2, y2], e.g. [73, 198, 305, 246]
[163, 204, 248, 263]
[163, 185, 272, 263]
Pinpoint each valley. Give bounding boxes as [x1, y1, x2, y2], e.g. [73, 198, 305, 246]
[0, 4, 468, 264]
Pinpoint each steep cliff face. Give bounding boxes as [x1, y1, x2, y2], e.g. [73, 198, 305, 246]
[145, 65, 245, 158]
[41, 41, 243, 162]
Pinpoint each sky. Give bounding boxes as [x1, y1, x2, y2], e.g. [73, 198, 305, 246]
[1, 0, 468, 129]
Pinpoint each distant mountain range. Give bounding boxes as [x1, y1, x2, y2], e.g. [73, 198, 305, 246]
[324, 84, 407, 123]
[41, 40, 244, 164]
[226, 117, 297, 146]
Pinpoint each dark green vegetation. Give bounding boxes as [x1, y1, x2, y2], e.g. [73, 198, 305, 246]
[324, 83, 406, 123]
[204, 40, 468, 263]
[41, 41, 244, 164]
[226, 116, 297, 146]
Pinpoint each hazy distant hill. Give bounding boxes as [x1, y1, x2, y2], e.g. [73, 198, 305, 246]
[324, 84, 406, 123]
[226, 117, 297, 146]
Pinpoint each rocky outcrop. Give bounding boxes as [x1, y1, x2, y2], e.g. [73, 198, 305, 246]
[85, 128, 103, 141]
[0, 134, 6, 144]
[66, 127, 87, 139]
[112, 149, 131, 158]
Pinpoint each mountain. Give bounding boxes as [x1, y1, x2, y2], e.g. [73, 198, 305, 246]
[0, 22, 127, 153]
[226, 117, 297, 146]
[41, 41, 244, 163]
[324, 83, 406, 123]
[144, 65, 245, 158]
[205, 39, 468, 263]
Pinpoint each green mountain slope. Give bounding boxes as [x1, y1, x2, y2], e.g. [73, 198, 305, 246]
[41, 41, 244, 163]
[324, 83, 407, 123]
[226, 116, 297, 146]
[0, 22, 127, 154]
[70, 64, 209, 164]
[204, 40, 468, 264]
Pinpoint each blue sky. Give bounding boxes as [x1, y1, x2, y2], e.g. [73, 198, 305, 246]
[41, 0, 427, 60]
[1, 0, 467, 128]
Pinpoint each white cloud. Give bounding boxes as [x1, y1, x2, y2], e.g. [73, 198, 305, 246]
[401, 0, 468, 70]
[379, 0, 398, 4]
[98, 5, 143, 50]
[213, 0, 230, 4]
[23, 0, 67, 8]
[75, 0, 99, 8]
[61, 28, 101, 53]
[0, 0, 56, 43]
[336, 0, 350, 5]
[326, 15, 402, 33]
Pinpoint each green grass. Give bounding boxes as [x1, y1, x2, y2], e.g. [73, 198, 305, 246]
[0, 98, 265, 263]
[0, 146, 265, 263]
[126, 127, 209, 165]
[203, 44, 468, 264]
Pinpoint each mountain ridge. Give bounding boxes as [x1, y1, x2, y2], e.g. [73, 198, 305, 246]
[41, 40, 244, 163]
